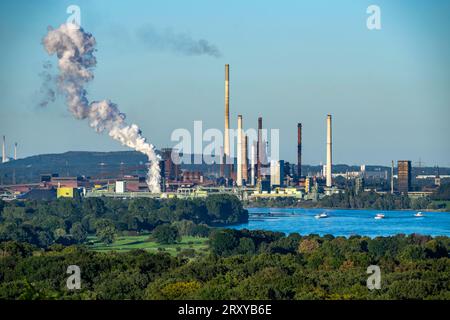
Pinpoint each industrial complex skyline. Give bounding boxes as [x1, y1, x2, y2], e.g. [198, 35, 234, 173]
[1, 0, 449, 167]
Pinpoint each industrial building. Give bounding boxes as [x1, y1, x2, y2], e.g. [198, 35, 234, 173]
[2, 63, 439, 203]
[270, 160, 285, 187]
[398, 160, 412, 194]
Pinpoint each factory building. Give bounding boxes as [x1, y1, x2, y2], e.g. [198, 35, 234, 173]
[49, 176, 89, 188]
[115, 181, 126, 193]
[57, 187, 80, 198]
[270, 160, 285, 187]
[161, 148, 180, 182]
[182, 171, 204, 184]
[397, 160, 411, 194]
[304, 177, 312, 193]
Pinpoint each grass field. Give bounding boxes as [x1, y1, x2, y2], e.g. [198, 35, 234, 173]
[89, 234, 209, 256]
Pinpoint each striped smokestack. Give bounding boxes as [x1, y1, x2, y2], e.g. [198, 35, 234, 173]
[297, 123, 302, 179]
[237, 115, 243, 186]
[326, 114, 332, 187]
[223, 64, 230, 177]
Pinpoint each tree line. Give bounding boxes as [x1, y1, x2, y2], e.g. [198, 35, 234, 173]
[248, 189, 446, 210]
[0, 232, 448, 299]
[0, 195, 248, 248]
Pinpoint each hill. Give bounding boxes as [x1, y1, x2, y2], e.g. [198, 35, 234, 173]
[0, 151, 148, 184]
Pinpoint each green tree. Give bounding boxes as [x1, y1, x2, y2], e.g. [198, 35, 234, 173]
[209, 229, 239, 256]
[237, 237, 256, 255]
[70, 222, 87, 243]
[95, 219, 116, 245]
[152, 224, 181, 244]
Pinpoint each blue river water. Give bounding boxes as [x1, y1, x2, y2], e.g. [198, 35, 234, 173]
[230, 208, 450, 237]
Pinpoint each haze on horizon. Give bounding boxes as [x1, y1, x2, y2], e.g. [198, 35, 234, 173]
[0, 0, 449, 167]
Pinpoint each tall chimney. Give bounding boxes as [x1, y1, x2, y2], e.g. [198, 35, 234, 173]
[219, 146, 224, 177]
[2, 136, 5, 163]
[243, 135, 248, 183]
[14, 142, 17, 161]
[326, 114, 332, 188]
[257, 117, 263, 181]
[297, 123, 302, 179]
[391, 160, 394, 194]
[223, 64, 230, 177]
[250, 141, 256, 186]
[237, 115, 243, 186]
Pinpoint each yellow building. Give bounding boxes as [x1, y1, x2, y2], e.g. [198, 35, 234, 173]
[57, 187, 75, 198]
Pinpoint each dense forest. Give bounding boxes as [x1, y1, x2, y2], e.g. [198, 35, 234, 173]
[0, 195, 247, 248]
[0, 195, 449, 300]
[0, 232, 448, 299]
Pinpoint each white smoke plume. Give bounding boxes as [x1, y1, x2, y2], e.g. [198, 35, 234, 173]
[42, 23, 161, 193]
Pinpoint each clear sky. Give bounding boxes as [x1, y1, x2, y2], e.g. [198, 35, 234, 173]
[0, 0, 449, 167]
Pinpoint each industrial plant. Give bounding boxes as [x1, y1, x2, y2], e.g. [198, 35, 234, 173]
[0, 64, 446, 202]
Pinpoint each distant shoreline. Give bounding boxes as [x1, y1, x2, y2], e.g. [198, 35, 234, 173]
[244, 206, 450, 213]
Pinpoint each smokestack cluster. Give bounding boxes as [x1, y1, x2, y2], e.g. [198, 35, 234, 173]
[297, 123, 302, 180]
[326, 114, 332, 188]
[223, 64, 231, 178]
[42, 23, 161, 192]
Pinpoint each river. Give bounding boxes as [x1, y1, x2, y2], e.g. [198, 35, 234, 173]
[230, 208, 450, 237]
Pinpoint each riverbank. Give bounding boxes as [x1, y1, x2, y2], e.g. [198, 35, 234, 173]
[232, 207, 450, 238]
[244, 200, 450, 212]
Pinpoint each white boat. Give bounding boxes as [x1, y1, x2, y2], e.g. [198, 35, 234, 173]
[414, 212, 424, 217]
[374, 213, 385, 220]
[315, 212, 328, 219]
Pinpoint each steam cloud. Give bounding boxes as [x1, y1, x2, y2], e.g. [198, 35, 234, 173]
[137, 25, 221, 57]
[42, 23, 161, 193]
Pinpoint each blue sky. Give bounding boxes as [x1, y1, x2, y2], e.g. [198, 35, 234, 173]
[0, 0, 449, 166]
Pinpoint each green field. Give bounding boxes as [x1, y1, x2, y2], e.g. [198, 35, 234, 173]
[89, 235, 209, 256]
